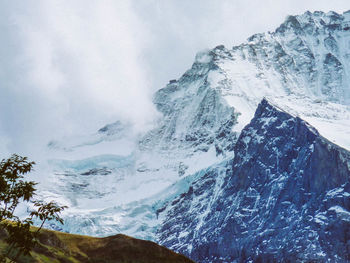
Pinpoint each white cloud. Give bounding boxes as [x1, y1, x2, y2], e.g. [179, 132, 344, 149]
[0, 0, 349, 157]
[0, 0, 157, 157]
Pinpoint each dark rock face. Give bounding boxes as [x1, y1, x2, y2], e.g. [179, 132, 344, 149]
[158, 99, 350, 262]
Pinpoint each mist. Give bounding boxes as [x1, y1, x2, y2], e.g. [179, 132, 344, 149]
[0, 0, 349, 159]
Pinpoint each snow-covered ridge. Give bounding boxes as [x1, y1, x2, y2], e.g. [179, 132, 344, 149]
[188, 10, 350, 149]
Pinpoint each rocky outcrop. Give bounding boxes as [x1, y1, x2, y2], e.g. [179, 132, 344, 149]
[158, 99, 350, 262]
[140, 51, 239, 156]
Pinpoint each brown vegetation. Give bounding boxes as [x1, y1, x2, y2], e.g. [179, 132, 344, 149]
[0, 226, 195, 263]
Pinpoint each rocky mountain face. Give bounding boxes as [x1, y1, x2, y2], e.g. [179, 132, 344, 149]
[140, 53, 239, 156]
[157, 99, 350, 262]
[38, 10, 350, 262]
[237, 11, 350, 104]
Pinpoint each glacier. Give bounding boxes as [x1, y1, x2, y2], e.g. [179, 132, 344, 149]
[30, 10, 350, 262]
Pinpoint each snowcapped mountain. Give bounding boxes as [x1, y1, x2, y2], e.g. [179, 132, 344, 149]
[37, 10, 350, 262]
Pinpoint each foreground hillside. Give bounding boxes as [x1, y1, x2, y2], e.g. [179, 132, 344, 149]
[0, 228, 194, 263]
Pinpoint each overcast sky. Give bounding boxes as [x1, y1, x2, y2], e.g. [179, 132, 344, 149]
[0, 0, 349, 158]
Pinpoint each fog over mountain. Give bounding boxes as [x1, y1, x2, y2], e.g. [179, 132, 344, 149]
[0, 0, 349, 159]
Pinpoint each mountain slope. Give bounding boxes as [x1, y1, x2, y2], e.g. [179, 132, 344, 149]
[157, 99, 350, 262]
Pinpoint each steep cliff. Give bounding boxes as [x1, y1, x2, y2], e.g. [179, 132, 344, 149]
[158, 99, 350, 262]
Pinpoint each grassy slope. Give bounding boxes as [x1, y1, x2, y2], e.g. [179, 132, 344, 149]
[0, 227, 195, 263]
